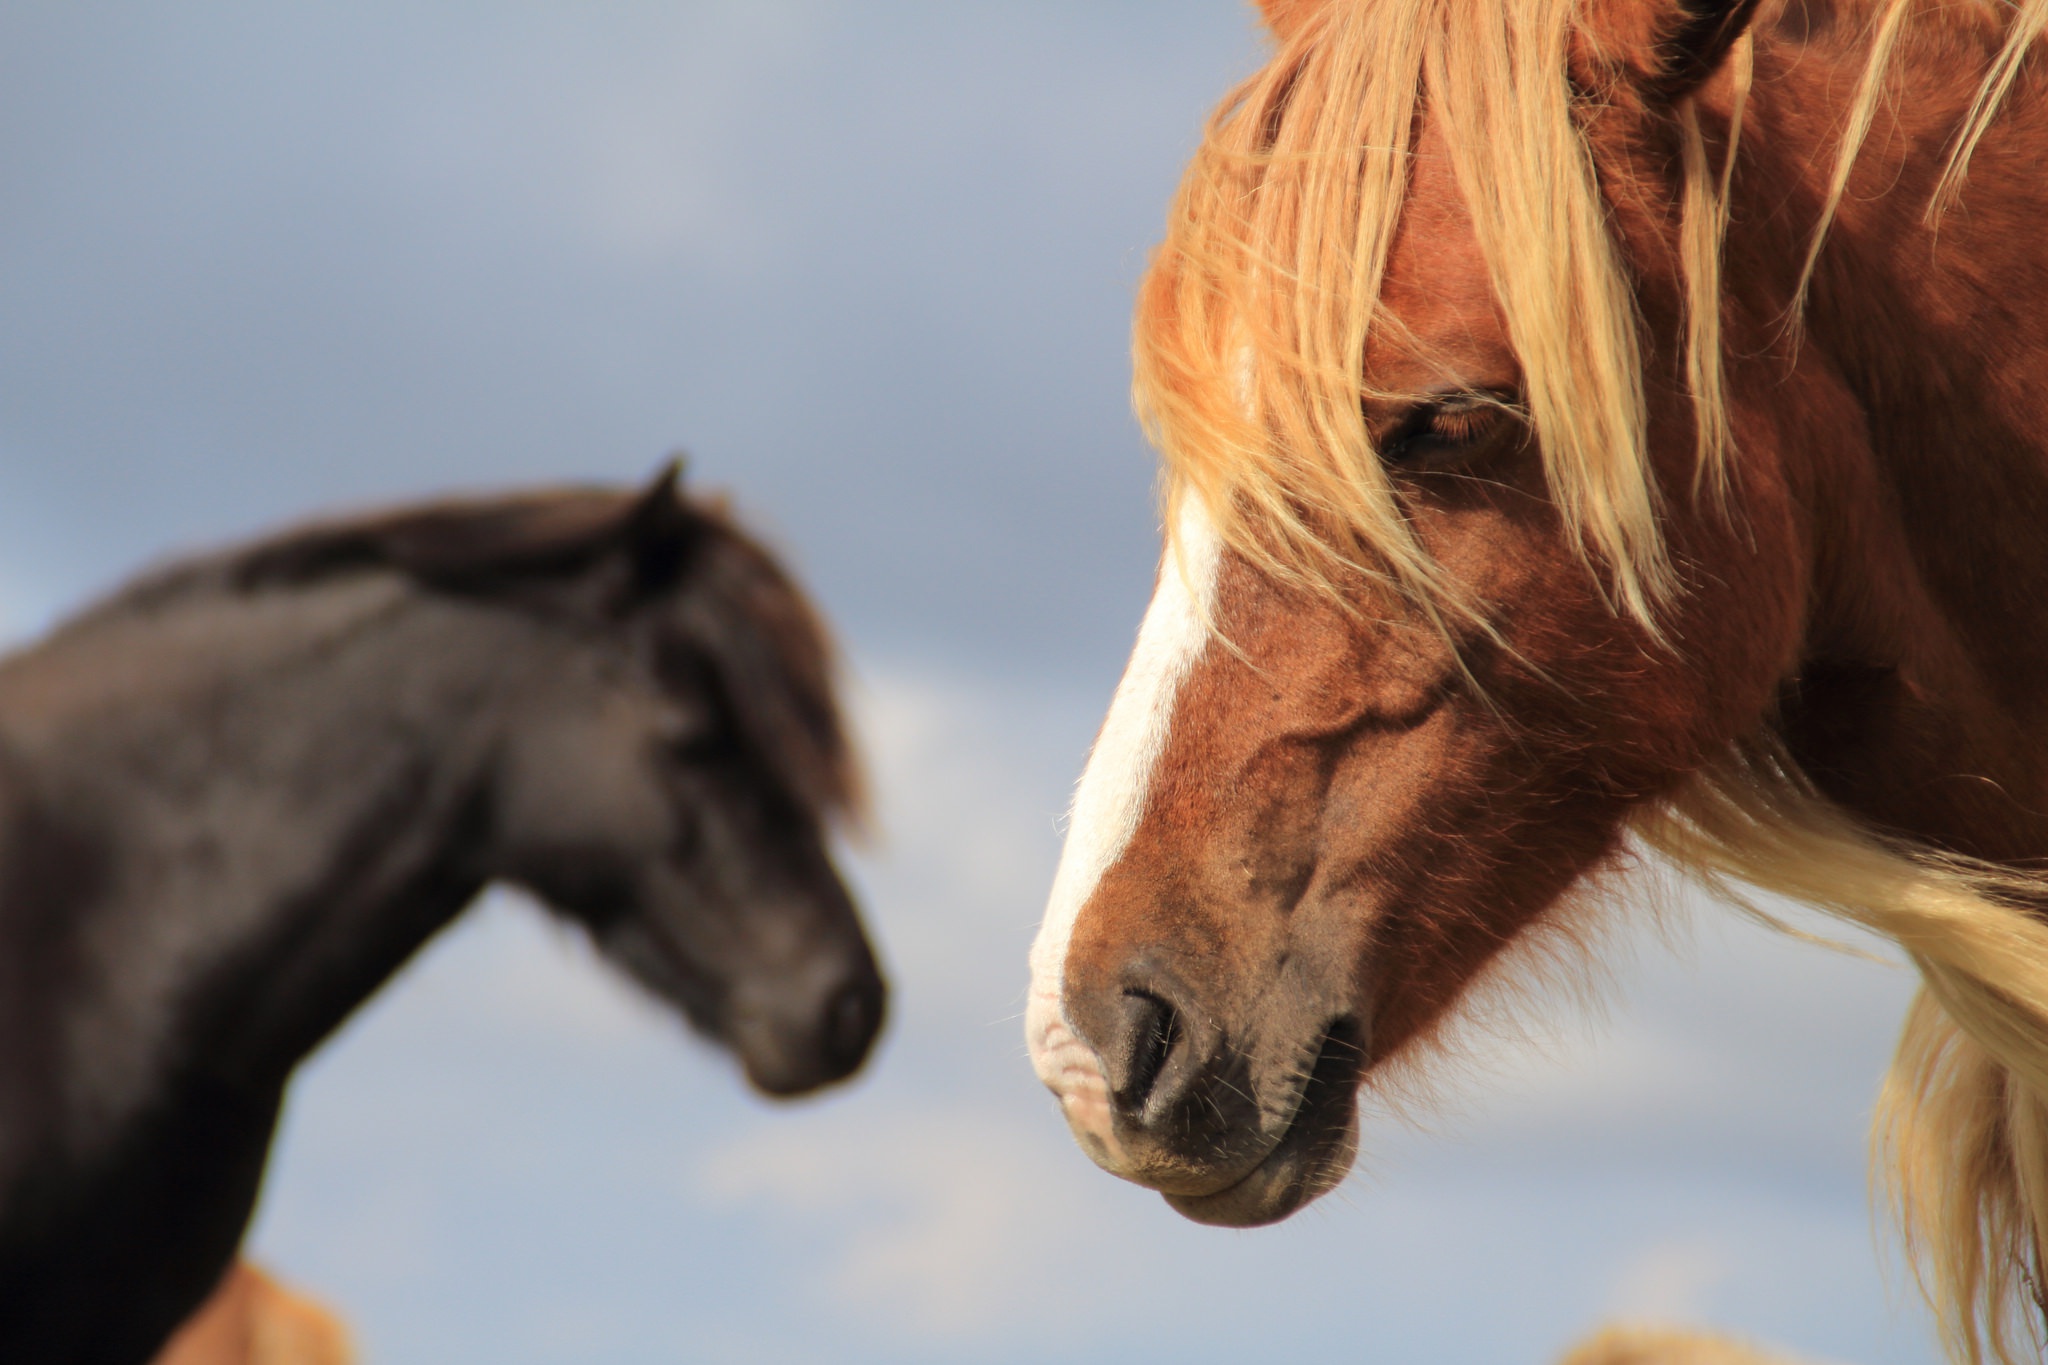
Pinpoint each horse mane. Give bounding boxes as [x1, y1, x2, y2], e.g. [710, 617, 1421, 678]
[101, 473, 862, 826]
[226, 484, 692, 592]
[1135, 1, 2048, 1359]
[1639, 749, 2048, 1365]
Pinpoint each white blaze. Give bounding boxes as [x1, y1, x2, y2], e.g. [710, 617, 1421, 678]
[1026, 495, 1222, 1152]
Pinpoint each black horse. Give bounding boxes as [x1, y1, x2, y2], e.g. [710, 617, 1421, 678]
[0, 467, 886, 1363]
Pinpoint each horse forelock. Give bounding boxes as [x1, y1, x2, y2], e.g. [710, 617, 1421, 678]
[1139, 0, 1655, 620]
[1130, 0, 1783, 640]
[1141, 0, 2041, 649]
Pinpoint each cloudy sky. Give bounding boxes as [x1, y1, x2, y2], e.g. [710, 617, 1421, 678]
[0, 5, 1937, 1362]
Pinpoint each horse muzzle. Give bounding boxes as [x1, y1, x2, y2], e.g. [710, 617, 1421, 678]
[725, 948, 886, 1096]
[1028, 959, 1366, 1227]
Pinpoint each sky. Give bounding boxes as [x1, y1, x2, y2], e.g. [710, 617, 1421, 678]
[0, 4, 1939, 1362]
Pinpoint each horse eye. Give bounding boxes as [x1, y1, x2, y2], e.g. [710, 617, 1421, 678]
[1378, 394, 1517, 466]
[660, 723, 738, 768]
[651, 716, 733, 769]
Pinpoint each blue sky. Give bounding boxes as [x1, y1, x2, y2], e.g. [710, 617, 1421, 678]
[0, 5, 1936, 1362]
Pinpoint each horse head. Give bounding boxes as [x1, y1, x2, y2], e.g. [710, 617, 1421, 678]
[1028, 0, 2048, 1258]
[253, 465, 886, 1097]
[481, 468, 885, 1096]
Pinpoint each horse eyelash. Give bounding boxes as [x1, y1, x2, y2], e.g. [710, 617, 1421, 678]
[1422, 404, 1493, 443]
[1378, 393, 1518, 463]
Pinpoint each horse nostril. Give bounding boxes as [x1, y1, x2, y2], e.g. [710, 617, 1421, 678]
[820, 978, 883, 1073]
[1116, 989, 1182, 1112]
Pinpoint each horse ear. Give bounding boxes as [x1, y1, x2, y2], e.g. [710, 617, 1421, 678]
[1657, 0, 1764, 96]
[615, 457, 699, 595]
[623, 457, 685, 530]
[1255, 0, 1328, 42]
[1577, 0, 1763, 100]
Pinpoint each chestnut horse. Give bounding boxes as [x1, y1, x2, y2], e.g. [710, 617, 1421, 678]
[0, 469, 884, 1363]
[153, 1265, 352, 1365]
[1556, 1325, 1829, 1365]
[1026, 0, 2048, 1359]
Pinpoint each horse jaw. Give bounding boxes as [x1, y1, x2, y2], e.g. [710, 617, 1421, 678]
[1025, 495, 1222, 1174]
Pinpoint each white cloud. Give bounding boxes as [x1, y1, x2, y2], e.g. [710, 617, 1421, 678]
[335, 888, 684, 1050]
[848, 662, 1059, 902]
[697, 1107, 1091, 1338]
[835, 658, 1089, 1036]
[1605, 1238, 1735, 1322]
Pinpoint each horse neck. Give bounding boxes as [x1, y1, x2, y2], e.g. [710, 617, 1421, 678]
[0, 574, 510, 1161]
[1727, 15, 2048, 855]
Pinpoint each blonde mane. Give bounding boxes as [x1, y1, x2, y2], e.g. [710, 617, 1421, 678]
[1131, 0, 2048, 1360]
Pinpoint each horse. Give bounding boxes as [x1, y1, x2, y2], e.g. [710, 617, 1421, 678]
[1024, 0, 2048, 1359]
[1557, 1324, 1832, 1365]
[0, 466, 886, 1364]
[152, 1264, 351, 1365]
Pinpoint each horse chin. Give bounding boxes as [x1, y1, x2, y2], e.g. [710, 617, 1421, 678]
[1162, 1111, 1358, 1228]
[1161, 1021, 1365, 1228]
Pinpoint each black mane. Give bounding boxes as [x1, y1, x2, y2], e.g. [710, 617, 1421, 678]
[102, 468, 859, 825]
